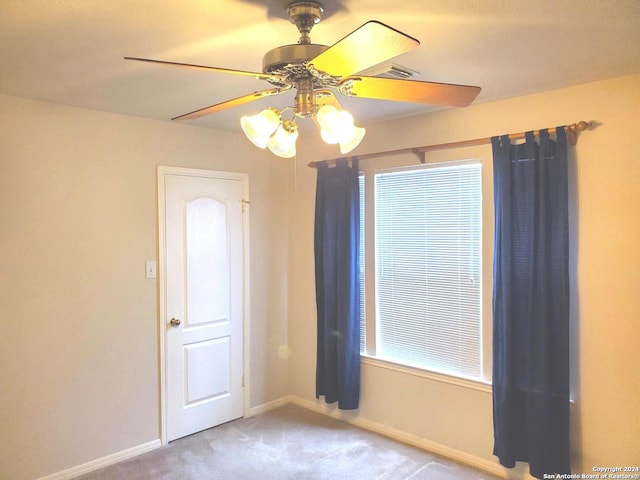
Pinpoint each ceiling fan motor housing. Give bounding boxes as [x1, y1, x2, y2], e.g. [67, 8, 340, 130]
[262, 43, 328, 77]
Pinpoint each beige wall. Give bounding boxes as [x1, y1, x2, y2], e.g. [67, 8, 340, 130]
[287, 74, 640, 476]
[1, 73, 638, 479]
[0, 95, 289, 480]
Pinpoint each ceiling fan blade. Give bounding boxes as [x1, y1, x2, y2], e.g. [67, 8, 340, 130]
[124, 57, 285, 82]
[172, 86, 291, 121]
[339, 76, 481, 107]
[308, 21, 419, 79]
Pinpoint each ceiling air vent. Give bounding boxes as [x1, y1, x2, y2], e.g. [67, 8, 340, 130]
[359, 63, 419, 79]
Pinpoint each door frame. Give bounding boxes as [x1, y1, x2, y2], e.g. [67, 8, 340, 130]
[157, 165, 250, 445]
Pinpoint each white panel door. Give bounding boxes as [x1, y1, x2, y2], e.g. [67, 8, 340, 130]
[163, 171, 245, 442]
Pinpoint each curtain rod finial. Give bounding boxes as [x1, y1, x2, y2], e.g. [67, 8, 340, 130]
[567, 120, 594, 145]
[577, 120, 590, 131]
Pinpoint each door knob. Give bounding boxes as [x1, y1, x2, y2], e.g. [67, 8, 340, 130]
[170, 318, 181, 327]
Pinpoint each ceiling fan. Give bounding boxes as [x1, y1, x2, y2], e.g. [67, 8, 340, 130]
[125, 1, 481, 157]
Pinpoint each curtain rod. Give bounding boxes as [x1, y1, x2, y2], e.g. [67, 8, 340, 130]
[308, 120, 593, 168]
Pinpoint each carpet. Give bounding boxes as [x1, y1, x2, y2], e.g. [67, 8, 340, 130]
[75, 404, 498, 479]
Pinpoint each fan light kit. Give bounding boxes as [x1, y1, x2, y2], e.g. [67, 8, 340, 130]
[125, 1, 481, 158]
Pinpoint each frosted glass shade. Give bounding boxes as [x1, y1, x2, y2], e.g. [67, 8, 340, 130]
[317, 105, 356, 145]
[340, 126, 366, 154]
[240, 108, 280, 148]
[267, 121, 298, 158]
[317, 104, 365, 153]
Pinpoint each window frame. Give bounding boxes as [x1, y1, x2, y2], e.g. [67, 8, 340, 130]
[358, 151, 494, 389]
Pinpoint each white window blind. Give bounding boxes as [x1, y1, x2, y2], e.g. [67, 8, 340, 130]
[374, 162, 482, 378]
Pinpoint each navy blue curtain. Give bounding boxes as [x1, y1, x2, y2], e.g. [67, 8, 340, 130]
[492, 128, 570, 479]
[314, 159, 360, 410]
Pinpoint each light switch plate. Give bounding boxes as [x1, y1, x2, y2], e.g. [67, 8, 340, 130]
[145, 260, 157, 279]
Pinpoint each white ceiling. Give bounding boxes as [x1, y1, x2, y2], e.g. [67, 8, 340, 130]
[1, 0, 639, 133]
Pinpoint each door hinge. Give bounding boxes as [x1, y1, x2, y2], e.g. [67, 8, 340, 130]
[241, 199, 250, 212]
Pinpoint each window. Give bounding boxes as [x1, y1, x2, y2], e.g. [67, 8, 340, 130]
[360, 160, 486, 382]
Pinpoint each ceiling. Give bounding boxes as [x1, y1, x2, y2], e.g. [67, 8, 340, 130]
[1, 0, 639, 133]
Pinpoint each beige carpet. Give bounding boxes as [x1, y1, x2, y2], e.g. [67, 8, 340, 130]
[75, 404, 499, 479]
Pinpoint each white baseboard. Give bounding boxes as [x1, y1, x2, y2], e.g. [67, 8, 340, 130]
[36, 397, 289, 480]
[247, 395, 295, 417]
[38, 397, 527, 480]
[285, 395, 519, 480]
[37, 439, 162, 480]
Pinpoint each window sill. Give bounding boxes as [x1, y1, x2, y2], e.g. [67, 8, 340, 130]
[360, 354, 492, 394]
